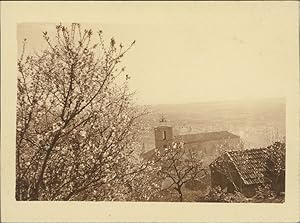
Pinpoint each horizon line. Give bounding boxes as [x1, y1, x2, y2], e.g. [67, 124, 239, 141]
[136, 96, 286, 107]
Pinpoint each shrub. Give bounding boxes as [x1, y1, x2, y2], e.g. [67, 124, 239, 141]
[196, 186, 248, 203]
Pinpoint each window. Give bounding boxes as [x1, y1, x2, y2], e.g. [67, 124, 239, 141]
[162, 130, 167, 140]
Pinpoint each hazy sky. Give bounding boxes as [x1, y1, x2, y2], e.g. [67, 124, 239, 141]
[17, 4, 294, 105]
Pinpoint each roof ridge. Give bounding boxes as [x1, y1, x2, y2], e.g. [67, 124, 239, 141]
[228, 147, 267, 153]
[225, 152, 246, 183]
[177, 130, 235, 135]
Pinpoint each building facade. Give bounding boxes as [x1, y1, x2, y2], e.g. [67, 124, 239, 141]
[154, 125, 174, 149]
[153, 125, 243, 165]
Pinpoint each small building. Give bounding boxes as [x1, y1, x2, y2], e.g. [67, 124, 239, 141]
[209, 142, 285, 197]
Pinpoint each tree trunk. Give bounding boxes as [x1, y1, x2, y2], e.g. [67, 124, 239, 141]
[33, 133, 61, 200]
[179, 190, 183, 202]
[176, 184, 183, 202]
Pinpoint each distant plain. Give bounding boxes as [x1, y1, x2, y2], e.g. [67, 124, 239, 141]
[139, 97, 285, 152]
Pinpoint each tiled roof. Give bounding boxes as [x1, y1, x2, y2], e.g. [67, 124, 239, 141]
[226, 148, 269, 185]
[175, 131, 239, 144]
[210, 142, 286, 185]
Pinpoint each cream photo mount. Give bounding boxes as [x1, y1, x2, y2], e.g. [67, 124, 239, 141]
[1, 1, 299, 222]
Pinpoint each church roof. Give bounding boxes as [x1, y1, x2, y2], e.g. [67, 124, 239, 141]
[174, 131, 239, 144]
[154, 125, 172, 129]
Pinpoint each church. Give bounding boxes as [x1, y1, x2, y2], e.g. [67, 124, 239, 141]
[142, 117, 243, 165]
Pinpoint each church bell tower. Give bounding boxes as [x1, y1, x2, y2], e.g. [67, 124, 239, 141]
[154, 115, 173, 149]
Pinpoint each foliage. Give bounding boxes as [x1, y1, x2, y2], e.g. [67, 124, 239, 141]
[196, 186, 248, 203]
[264, 142, 285, 180]
[16, 23, 147, 201]
[185, 178, 209, 191]
[252, 184, 275, 200]
[252, 184, 284, 203]
[125, 164, 163, 201]
[150, 142, 207, 202]
[197, 184, 284, 203]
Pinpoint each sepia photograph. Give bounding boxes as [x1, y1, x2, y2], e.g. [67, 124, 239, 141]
[1, 1, 299, 222]
[16, 20, 286, 202]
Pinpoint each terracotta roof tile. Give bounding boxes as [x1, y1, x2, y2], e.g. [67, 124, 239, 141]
[210, 142, 285, 185]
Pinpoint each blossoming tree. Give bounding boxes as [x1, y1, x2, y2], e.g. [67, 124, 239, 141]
[16, 23, 147, 201]
[151, 143, 207, 202]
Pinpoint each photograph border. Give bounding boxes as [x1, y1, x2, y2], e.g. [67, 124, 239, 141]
[1, 1, 299, 222]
